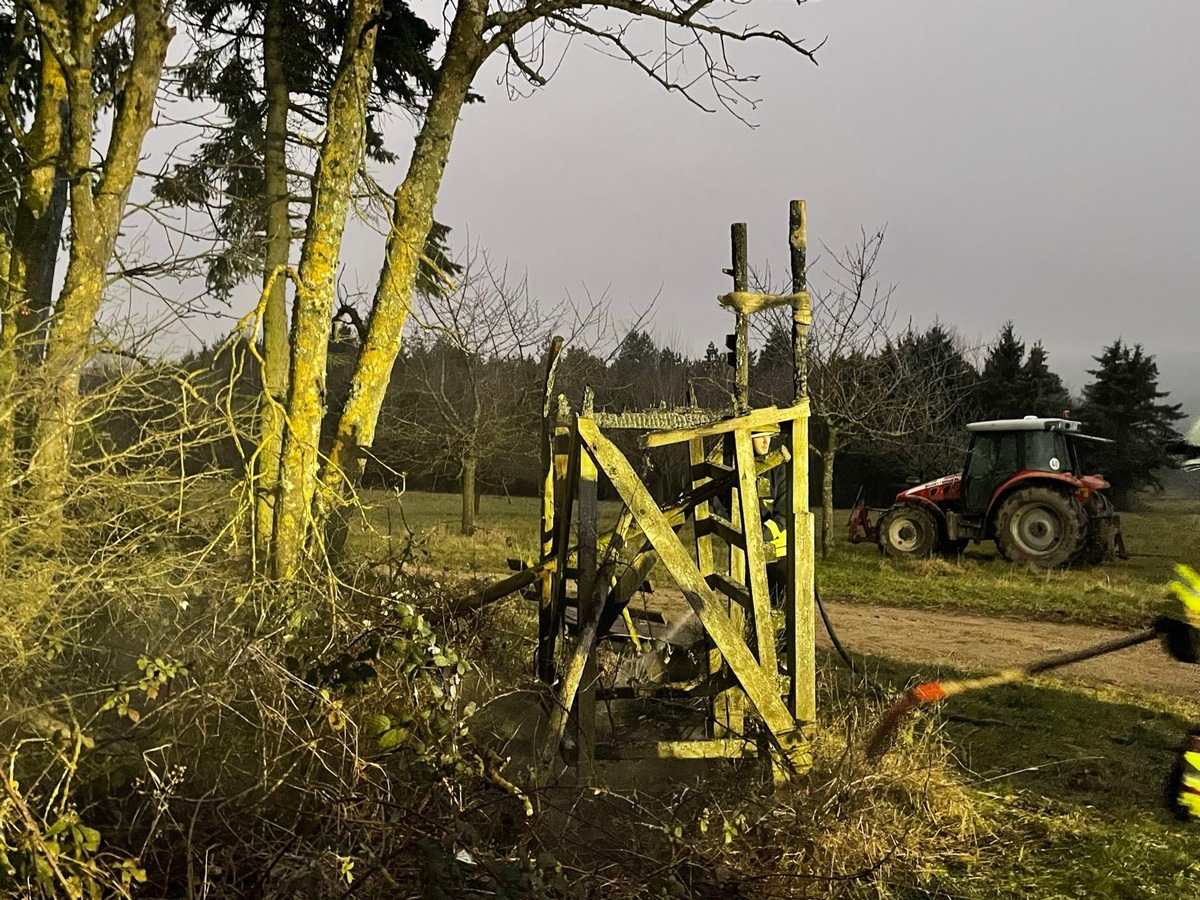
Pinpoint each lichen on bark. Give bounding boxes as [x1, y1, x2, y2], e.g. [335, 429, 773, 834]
[270, 0, 384, 578]
[25, 0, 173, 540]
[319, 0, 489, 551]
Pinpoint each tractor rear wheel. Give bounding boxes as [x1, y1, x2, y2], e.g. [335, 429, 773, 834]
[994, 486, 1087, 568]
[878, 505, 938, 560]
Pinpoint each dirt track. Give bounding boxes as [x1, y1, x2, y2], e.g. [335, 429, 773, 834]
[815, 601, 1199, 700]
[626, 592, 1200, 701]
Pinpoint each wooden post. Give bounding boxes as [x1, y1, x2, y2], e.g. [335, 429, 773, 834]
[731, 223, 750, 415]
[789, 202, 808, 399]
[537, 338, 564, 682]
[786, 200, 816, 723]
[690, 437, 715, 578]
[546, 401, 577, 683]
[720, 224, 752, 736]
[542, 420, 601, 771]
[576, 444, 599, 780]
[689, 435, 719, 706]
[716, 453, 746, 739]
[696, 438, 739, 737]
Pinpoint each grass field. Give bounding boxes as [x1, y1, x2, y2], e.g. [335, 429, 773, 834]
[348, 487, 1200, 896]
[840, 655, 1200, 898]
[354, 488, 1198, 628]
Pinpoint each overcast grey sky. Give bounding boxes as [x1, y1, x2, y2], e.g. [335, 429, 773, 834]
[357, 0, 1198, 418]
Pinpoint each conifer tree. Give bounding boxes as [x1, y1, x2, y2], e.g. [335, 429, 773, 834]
[1080, 339, 1185, 502]
[1020, 341, 1072, 418]
[975, 323, 1073, 419]
[974, 321, 1026, 418]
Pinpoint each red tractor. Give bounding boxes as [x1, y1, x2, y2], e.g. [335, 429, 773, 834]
[849, 417, 1127, 567]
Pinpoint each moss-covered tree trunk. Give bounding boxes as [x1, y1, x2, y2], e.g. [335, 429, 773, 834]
[8, 42, 69, 352]
[0, 41, 69, 499]
[320, 0, 488, 546]
[26, 0, 172, 537]
[820, 425, 839, 559]
[254, 0, 294, 557]
[271, 0, 383, 578]
[10, 68, 69, 353]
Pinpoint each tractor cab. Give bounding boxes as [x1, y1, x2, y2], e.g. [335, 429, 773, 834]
[961, 418, 1082, 515]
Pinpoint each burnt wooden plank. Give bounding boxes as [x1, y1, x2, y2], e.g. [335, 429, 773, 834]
[705, 572, 751, 610]
[592, 407, 732, 431]
[536, 339, 563, 682]
[576, 448, 600, 779]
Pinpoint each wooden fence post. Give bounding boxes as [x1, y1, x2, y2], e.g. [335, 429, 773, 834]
[786, 199, 816, 723]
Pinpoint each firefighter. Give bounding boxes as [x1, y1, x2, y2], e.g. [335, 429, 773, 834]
[750, 429, 789, 603]
[1155, 564, 1200, 819]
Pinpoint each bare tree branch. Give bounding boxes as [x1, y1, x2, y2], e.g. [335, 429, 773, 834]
[478, 0, 820, 119]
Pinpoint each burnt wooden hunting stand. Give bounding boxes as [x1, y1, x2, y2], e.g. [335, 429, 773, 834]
[503, 201, 816, 779]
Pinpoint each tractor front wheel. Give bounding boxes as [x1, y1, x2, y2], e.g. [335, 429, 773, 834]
[994, 486, 1087, 568]
[878, 505, 938, 560]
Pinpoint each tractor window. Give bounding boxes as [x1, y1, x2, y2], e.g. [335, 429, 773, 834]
[963, 432, 1020, 511]
[965, 438, 994, 478]
[966, 433, 1019, 479]
[1024, 432, 1067, 473]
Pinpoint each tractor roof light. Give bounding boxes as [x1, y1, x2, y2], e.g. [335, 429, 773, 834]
[966, 417, 1083, 434]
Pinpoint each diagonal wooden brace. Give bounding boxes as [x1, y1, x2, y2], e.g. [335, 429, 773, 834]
[735, 429, 777, 676]
[576, 417, 802, 750]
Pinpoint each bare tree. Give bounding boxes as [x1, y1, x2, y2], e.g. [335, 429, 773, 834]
[759, 228, 965, 557]
[381, 245, 606, 537]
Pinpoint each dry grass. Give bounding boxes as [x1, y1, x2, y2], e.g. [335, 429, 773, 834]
[6, 487, 1200, 898]
[907, 556, 965, 578]
[448, 593, 998, 898]
[0, 366, 1196, 899]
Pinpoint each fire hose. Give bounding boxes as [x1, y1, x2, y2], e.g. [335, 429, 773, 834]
[865, 624, 1159, 758]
